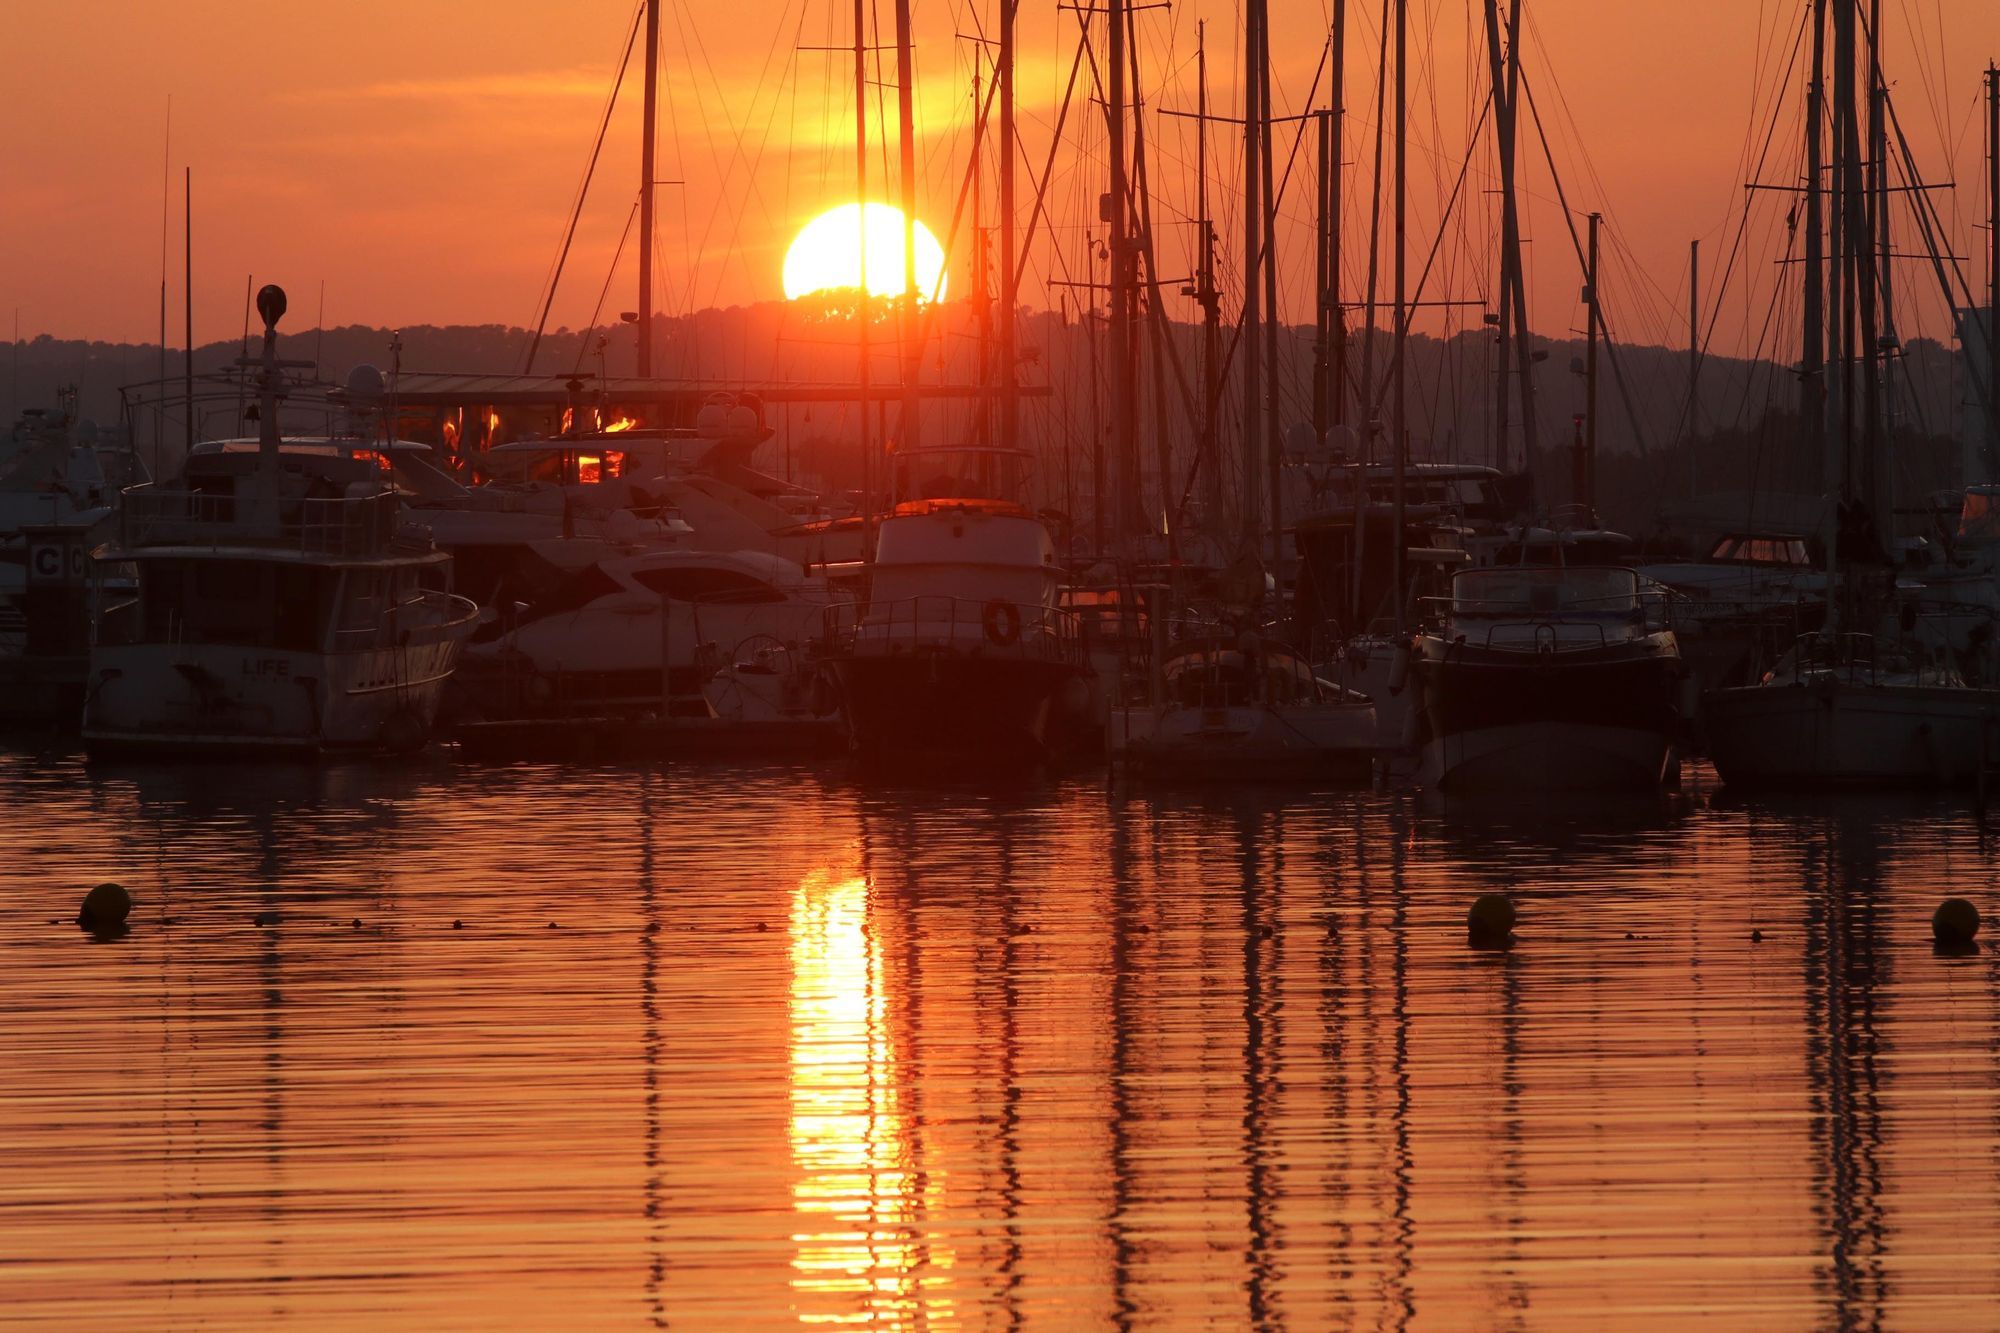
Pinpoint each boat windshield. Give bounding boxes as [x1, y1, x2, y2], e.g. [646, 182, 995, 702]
[1708, 534, 1809, 565]
[1452, 566, 1640, 616]
[1958, 489, 2000, 542]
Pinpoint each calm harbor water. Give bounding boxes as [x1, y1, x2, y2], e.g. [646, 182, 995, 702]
[2, 749, 1998, 1328]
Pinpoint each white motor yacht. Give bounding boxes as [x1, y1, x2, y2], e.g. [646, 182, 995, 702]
[82, 286, 479, 757]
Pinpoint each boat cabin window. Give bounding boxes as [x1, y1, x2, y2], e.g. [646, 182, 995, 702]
[629, 565, 789, 604]
[1709, 534, 1809, 565]
[136, 559, 337, 651]
[895, 449, 1030, 503]
[1452, 566, 1640, 615]
[1958, 490, 2000, 542]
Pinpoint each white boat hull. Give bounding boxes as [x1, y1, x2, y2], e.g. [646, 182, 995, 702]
[1705, 679, 2000, 788]
[84, 637, 466, 755]
[1419, 721, 1677, 792]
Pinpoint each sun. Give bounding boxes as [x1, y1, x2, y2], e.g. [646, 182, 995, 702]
[783, 202, 947, 302]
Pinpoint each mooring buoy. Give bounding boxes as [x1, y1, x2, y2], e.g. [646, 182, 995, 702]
[1933, 898, 1981, 946]
[76, 882, 131, 932]
[1468, 893, 1516, 944]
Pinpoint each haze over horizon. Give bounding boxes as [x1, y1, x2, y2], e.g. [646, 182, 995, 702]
[5, 1, 1999, 362]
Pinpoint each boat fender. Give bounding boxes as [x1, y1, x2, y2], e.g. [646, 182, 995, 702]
[1387, 640, 1411, 694]
[982, 600, 1022, 647]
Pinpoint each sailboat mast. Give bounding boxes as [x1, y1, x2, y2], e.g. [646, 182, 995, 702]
[183, 166, 194, 457]
[1988, 63, 1999, 458]
[1583, 211, 1601, 517]
[637, 0, 658, 377]
[999, 0, 1018, 452]
[1329, 0, 1347, 435]
[894, 0, 921, 451]
[1242, 0, 1265, 553]
[854, 0, 873, 546]
[1390, 0, 1407, 633]
[1806, 0, 1828, 587]
[1688, 239, 1700, 496]
[1196, 23, 1224, 530]
[1107, 0, 1136, 544]
[1260, 7, 1281, 573]
[1482, 0, 1514, 472]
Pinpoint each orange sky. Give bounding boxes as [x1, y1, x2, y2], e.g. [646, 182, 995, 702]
[3, 1, 1997, 358]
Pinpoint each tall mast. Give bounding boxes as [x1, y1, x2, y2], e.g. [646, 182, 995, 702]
[1482, 0, 1513, 471]
[1241, 0, 1266, 553]
[895, 0, 920, 449]
[1845, 0, 1883, 533]
[1315, 110, 1332, 437]
[183, 166, 194, 457]
[1107, 0, 1137, 544]
[999, 0, 1018, 452]
[1988, 63, 1999, 460]
[1328, 1, 1347, 437]
[972, 71, 990, 443]
[1583, 211, 1601, 517]
[1687, 239, 1700, 497]
[1390, 0, 1407, 633]
[1260, 6, 1281, 573]
[1195, 23, 1224, 529]
[854, 0, 873, 550]
[1806, 0, 1828, 585]
[637, 0, 658, 377]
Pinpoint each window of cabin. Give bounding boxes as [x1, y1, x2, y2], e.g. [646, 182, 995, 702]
[629, 566, 788, 604]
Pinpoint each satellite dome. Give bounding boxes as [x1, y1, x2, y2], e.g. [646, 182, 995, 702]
[1284, 421, 1319, 458]
[725, 404, 760, 439]
[694, 402, 729, 437]
[1326, 423, 1362, 455]
[346, 364, 386, 398]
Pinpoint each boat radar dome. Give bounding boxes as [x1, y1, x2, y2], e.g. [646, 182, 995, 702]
[346, 364, 386, 399]
[256, 284, 287, 330]
[1326, 423, 1362, 458]
[726, 404, 760, 439]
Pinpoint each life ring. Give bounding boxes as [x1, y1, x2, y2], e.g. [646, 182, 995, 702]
[982, 600, 1022, 646]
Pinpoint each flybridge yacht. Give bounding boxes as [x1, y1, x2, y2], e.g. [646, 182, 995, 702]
[821, 446, 1092, 766]
[82, 286, 478, 756]
[1413, 564, 1683, 790]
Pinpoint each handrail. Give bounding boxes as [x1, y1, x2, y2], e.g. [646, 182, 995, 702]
[116, 487, 412, 559]
[823, 594, 1087, 667]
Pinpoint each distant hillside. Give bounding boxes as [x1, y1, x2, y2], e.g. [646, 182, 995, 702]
[4, 300, 1983, 543]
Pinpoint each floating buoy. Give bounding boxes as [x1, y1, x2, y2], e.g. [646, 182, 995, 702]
[1933, 898, 1981, 946]
[548, 921, 559, 929]
[1751, 929, 1764, 943]
[1467, 893, 1516, 944]
[453, 919, 464, 930]
[76, 882, 131, 932]
[351, 919, 362, 930]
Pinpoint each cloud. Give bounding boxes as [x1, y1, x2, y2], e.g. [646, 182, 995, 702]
[283, 69, 610, 105]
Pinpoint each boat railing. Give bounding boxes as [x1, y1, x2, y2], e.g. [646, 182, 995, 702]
[331, 589, 480, 653]
[118, 488, 407, 558]
[823, 595, 1087, 666]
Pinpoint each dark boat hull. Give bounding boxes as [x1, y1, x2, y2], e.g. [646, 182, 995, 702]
[1417, 641, 1681, 791]
[830, 650, 1089, 768]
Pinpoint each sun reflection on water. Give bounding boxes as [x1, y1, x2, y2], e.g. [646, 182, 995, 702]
[787, 867, 953, 1326]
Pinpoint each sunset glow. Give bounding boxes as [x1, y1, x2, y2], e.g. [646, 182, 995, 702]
[782, 203, 946, 303]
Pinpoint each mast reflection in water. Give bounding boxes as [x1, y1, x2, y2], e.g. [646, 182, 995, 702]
[0, 758, 1997, 1326]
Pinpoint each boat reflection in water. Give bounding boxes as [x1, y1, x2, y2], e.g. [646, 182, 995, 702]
[4, 757, 1999, 1326]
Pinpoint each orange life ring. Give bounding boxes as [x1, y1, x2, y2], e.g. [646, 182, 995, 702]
[982, 600, 1022, 646]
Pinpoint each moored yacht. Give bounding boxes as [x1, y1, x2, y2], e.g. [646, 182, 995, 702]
[1413, 564, 1683, 790]
[82, 286, 478, 757]
[1705, 632, 2000, 787]
[821, 446, 1091, 767]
